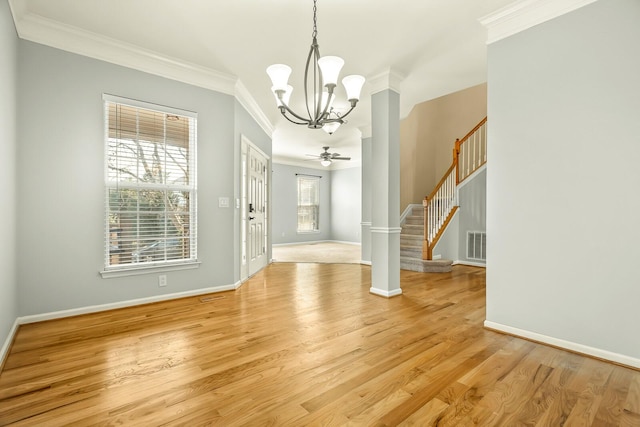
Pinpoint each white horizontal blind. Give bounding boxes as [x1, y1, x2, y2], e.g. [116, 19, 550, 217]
[297, 176, 319, 232]
[104, 95, 197, 269]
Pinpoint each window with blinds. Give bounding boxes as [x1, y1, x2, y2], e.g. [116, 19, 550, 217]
[297, 176, 320, 232]
[104, 95, 197, 270]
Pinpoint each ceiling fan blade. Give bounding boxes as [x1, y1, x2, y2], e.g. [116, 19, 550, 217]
[332, 156, 351, 160]
[305, 154, 322, 158]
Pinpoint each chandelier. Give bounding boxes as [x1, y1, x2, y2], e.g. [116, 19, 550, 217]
[266, 0, 365, 135]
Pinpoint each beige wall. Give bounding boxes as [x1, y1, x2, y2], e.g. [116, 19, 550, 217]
[400, 83, 487, 211]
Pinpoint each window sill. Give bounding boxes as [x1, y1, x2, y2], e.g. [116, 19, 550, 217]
[297, 231, 320, 234]
[100, 261, 201, 279]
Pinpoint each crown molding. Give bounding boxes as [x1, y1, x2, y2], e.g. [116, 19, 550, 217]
[235, 80, 274, 137]
[9, 2, 276, 135]
[368, 68, 405, 95]
[480, 0, 598, 44]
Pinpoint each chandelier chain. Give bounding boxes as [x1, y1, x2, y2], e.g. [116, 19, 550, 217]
[312, 0, 318, 40]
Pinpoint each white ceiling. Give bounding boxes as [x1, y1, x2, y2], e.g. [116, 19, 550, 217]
[8, 0, 514, 168]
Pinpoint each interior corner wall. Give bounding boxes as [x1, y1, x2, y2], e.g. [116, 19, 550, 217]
[400, 83, 487, 212]
[457, 168, 486, 264]
[0, 0, 18, 353]
[487, 0, 640, 363]
[330, 167, 362, 243]
[16, 40, 247, 317]
[271, 163, 332, 245]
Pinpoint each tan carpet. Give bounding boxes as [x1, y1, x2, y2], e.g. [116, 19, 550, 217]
[272, 242, 361, 264]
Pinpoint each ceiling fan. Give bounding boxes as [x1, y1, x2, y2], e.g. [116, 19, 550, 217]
[306, 146, 351, 167]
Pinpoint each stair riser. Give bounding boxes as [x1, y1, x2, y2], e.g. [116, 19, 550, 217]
[401, 248, 422, 258]
[402, 228, 423, 235]
[404, 216, 423, 225]
[400, 257, 453, 273]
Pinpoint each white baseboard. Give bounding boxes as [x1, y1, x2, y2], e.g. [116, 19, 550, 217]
[18, 281, 243, 326]
[484, 320, 640, 369]
[273, 240, 361, 247]
[369, 287, 402, 298]
[0, 318, 20, 369]
[453, 260, 486, 268]
[360, 260, 372, 266]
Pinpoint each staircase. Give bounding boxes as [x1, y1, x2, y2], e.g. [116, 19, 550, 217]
[400, 206, 453, 273]
[400, 116, 487, 273]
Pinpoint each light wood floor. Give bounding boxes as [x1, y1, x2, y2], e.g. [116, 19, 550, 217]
[1, 264, 638, 426]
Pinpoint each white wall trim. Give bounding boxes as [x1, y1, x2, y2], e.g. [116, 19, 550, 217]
[368, 68, 405, 95]
[0, 319, 20, 369]
[480, 0, 598, 44]
[452, 260, 486, 268]
[360, 260, 372, 266]
[457, 164, 487, 190]
[12, 11, 238, 94]
[485, 320, 640, 369]
[370, 227, 402, 234]
[400, 204, 423, 225]
[18, 281, 243, 325]
[369, 287, 403, 298]
[235, 80, 274, 138]
[273, 240, 361, 247]
[9, 3, 276, 137]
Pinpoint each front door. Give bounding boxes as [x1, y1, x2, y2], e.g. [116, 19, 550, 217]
[247, 145, 268, 277]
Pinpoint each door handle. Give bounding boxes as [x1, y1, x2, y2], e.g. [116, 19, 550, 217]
[249, 216, 255, 220]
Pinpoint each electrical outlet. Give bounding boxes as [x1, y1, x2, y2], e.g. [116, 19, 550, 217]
[158, 275, 167, 287]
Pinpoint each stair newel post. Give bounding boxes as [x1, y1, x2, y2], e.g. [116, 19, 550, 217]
[422, 197, 432, 260]
[454, 138, 461, 185]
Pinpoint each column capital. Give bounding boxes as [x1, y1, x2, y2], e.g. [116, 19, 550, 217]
[368, 68, 405, 95]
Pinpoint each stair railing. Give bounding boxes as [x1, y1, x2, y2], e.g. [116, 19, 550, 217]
[455, 117, 487, 184]
[423, 116, 487, 260]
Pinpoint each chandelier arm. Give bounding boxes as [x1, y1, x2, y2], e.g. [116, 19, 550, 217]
[332, 102, 358, 121]
[280, 110, 312, 126]
[304, 40, 324, 124]
[278, 102, 314, 123]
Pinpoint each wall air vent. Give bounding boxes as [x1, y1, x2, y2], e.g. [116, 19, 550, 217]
[467, 231, 486, 261]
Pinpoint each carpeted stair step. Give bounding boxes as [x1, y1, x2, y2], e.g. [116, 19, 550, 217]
[404, 215, 423, 225]
[400, 257, 452, 273]
[401, 224, 423, 235]
[400, 234, 422, 246]
[400, 246, 422, 258]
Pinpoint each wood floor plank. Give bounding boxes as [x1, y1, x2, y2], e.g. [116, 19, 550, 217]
[1, 263, 638, 426]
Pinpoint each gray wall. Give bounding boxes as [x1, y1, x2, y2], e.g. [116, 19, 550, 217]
[16, 40, 269, 316]
[330, 167, 362, 243]
[487, 0, 640, 361]
[272, 163, 363, 245]
[0, 0, 18, 352]
[271, 163, 331, 244]
[457, 168, 486, 264]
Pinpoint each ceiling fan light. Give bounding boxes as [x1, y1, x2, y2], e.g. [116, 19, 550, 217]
[320, 159, 332, 167]
[318, 56, 344, 87]
[322, 121, 341, 135]
[342, 75, 366, 101]
[266, 64, 292, 92]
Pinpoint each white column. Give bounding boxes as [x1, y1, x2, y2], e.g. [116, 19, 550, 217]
[369, 70, 403, 297]
[360, 135, 372, 265]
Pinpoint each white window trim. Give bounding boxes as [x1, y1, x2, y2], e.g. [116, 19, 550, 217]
[102, 94, 198, 277]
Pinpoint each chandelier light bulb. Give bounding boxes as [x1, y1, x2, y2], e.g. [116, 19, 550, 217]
[317, 56, 344, 87]
[342, 75, 366, 102]
[266, 64, 292, 92]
